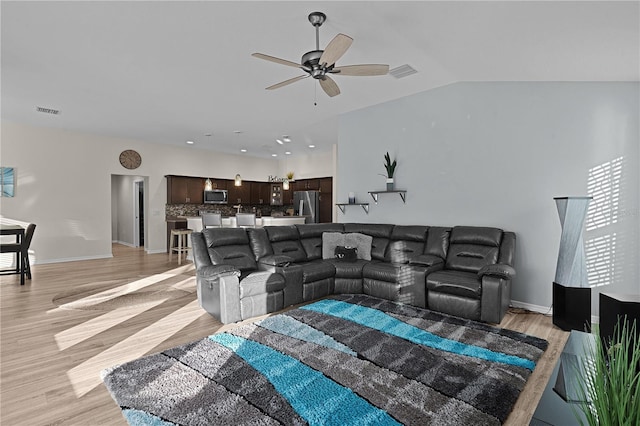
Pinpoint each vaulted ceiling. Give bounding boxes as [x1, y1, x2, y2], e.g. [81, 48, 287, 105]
[2, 1, 638, 158]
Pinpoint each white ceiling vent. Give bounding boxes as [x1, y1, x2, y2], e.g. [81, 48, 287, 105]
[36, 106, 60, 115]
[389, 64, 418, 79]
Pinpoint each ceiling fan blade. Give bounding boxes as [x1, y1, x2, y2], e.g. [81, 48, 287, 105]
[252, 53, 302, 68]
[319, 33, 353, 67]
[266, 75, 309, 90]
[331, 64, 389, 76]
[319, 75, 340, 97]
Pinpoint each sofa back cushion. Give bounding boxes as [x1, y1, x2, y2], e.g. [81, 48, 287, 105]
[264, 225, 308, 262]
[424, 227, 451, 259]
[445, 226, 503, 273]
[202, 228, 257, 272]
[344, 223, 393, 261]
[297, 223, 344, 260]
[387, 225, 428, 264]
[247, 228, 273, 260]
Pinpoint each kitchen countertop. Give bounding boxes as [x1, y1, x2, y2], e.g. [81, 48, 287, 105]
[184, 215, 307, 231]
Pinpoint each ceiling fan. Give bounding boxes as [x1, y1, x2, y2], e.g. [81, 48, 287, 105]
[252, 11, 389, 98]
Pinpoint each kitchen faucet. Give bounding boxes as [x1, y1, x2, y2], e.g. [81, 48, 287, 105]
[233, 204, 242, 214]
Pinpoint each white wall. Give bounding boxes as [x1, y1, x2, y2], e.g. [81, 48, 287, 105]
[337, 82, 639, 314]
[278, 149, 334, 179]
[0, 121, 285, 262]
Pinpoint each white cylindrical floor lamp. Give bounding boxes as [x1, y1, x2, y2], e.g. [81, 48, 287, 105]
[552, 196, 592, 331]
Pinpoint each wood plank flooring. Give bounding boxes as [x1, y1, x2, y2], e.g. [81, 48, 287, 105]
[1, 244, 568, 425]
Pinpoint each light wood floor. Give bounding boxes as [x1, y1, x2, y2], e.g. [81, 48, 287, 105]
[1, 244, 568, 425]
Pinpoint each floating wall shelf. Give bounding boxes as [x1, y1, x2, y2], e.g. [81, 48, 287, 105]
[368, 190, 407, 203]
[336, 203, 369, 214]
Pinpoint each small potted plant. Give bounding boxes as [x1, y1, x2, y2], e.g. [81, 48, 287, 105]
[384, 152, 397, 191]
[286, 171, 294, 181]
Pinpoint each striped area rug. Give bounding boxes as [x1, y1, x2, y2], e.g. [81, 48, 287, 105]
[102, 294, 548, 425]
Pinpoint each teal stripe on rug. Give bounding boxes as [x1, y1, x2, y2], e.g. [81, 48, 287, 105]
[210, 333, 400, 426]
[301, 299, 536, 371]
[257, 315, 357, 356]
[122, 408, 177, 426]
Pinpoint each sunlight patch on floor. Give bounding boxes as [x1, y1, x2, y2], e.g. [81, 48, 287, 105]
[46, 264, 194, 315]
[66, 299, 204, 398]
[54, 300, 169, 351]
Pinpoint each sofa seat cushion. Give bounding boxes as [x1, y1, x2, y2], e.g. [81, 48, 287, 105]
[327, 258, 368, 279]
[299, 261, 335, 283]
[427, 270, 482, 299]
[239, 271, 286, 298]
[363, 262, 422, 282]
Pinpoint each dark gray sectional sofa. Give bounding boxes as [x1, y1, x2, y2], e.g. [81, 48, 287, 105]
[191, 223, 516, 325]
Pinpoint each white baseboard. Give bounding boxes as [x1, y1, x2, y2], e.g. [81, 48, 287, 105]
[36, 254, 113, 265]
[114, 240, 136, 248]
[510, 300, 552, 315]
[510, 300, 600, 324]
[146, 249, 167, 254]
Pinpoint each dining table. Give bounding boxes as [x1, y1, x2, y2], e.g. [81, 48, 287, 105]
[1, 224, 26, 285]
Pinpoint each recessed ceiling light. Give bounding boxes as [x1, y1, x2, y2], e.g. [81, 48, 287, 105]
[186, 140, 194, 145]
[285, 151, 291, 155]
[240, 148, 247, 153]
[283, 136, 291, 142]
[271, 153, 278, 157]
[308, 144, 315, 148]
[276, 139, 284, 145]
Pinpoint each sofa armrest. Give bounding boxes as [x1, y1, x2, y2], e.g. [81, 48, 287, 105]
[481, 275, 511, 323]
[477, 264, 516, 280]
[409, 254, 444, 267]
[259, 255, 294, 268]
[196, 266, 242, 324]
[197, 264, 241, 284]
[257, 258, 303, 307]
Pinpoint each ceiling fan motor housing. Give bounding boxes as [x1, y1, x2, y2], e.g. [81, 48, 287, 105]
[301, 50, 334, 78]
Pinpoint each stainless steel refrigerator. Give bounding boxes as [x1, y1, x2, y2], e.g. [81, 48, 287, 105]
[293, 190, 320, 223]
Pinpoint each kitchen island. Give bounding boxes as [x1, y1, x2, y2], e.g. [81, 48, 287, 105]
[185, 215, 307, 232]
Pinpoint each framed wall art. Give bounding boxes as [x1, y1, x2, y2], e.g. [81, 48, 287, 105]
[1, 167, 15, 197]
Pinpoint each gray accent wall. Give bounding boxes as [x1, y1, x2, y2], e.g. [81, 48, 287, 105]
[337, 82, 639, 314]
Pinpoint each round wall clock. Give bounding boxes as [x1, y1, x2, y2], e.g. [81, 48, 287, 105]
[119, 149, 142, 170]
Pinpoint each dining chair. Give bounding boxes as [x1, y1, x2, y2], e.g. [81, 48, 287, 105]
[235, 213, 256, 228]
[201, 212, 222, 229]
[0, 223, 36, 285]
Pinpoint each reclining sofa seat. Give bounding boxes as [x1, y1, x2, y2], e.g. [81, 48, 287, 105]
[349, 224, 428, 308]
[426, 226, 516, 323]
[262, 224, 338, 302]
[191, 228, 285, 324]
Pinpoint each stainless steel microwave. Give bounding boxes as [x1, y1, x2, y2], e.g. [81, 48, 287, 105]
[204, 189, 228, 204]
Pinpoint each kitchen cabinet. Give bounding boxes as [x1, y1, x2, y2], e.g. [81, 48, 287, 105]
[166, 175, 205, 204]
[250, 182, 271, 205]
[270, 183, 283, 205]
[319, 177, 332, 193]
[296, 179, 320, 190]
[207, 179, 228, 190]
[228, 181, 251, 204]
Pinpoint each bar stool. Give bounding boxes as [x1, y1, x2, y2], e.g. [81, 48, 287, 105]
[169, 228, 192, 265]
